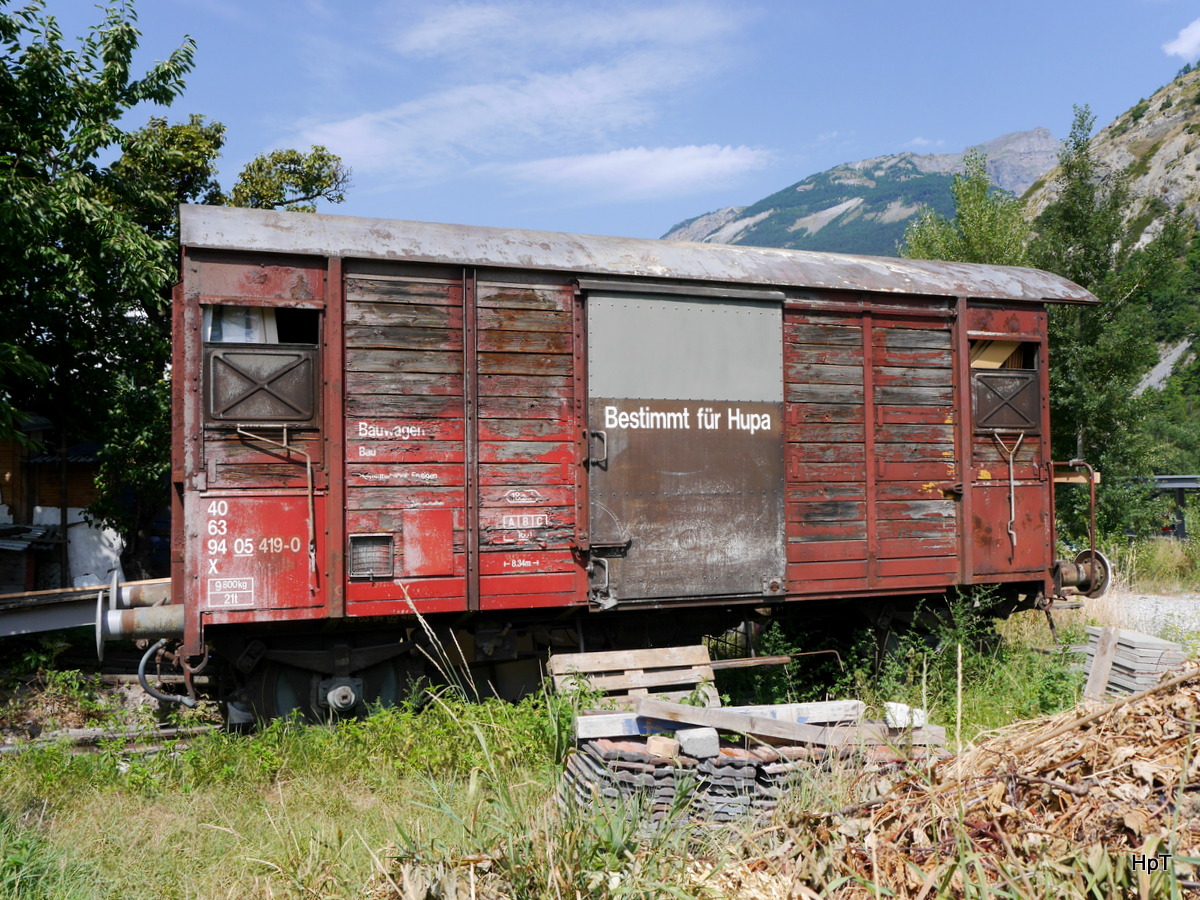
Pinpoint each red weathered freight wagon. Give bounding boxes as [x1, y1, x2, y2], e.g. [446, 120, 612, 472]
[114, 205, 1109, 718]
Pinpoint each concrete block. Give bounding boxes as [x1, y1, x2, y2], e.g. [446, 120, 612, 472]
[884, 702, 927, 729]
[675, 726, 719, 758]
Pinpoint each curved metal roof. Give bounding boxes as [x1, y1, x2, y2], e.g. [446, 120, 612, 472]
[179, 205, 1096, 305]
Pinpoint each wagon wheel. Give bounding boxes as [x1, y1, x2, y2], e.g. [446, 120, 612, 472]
[245, 654, 427, 722]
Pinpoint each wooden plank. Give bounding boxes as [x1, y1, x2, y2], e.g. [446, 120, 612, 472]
[786, 521, 867, 542]
[874, 424, 955, 444]
[787, 539, 867, 563]
[345, 348, 462, 374]
[788, 559, 870, 580]
[477, 307, 570, 332]
[478, 396, 570, 419]
[875, 481, 956, 501]
[477, 462, 570, 486]
[477, 352, 571, 376]
[478, 374, 571, 399]
[789, 500, 866, 523]
[574, 699, 866, 739]
[787, 482, 866, 503]
[877, 328, 951, 350]
[876, 405, 955, 426]
[872, 366, 951, 388]
[476, 285, 570, 311]
[872, 343, 952, 367]
[875, 499, 957, 521]
[787, 403, 866, 426]
[548, 645, 711, 675]
[345, 395, 464, 418]
[476, 418, 572, 442]
[787, 423, 865, 443]
[345, 324, 462, 351]
[707, 655, 793, 671]
[554, 664, 715, 693]
[477, 440, 575, 465]
[586, 686, 720, 710]
[785, 323, 863, 346]
[874, 442, 956, 463]
[789, 442, 866, 463]
[786, 461, 868, 483]
[875, 385, 954, 406]
[875, 556, 958, 577]
[787, 383, 864, 404]
[1084, 625, 1118, 700]
[476, 330, 572, 354]
[346, 371, 464, 396]
[785, 343, 863, 366]
[345, 278, 458, 305]
[633, 698, 941, 746]
[345, 301, 459, 329]
[784, 362, 864, 385]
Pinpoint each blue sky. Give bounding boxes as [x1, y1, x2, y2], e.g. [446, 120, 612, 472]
[43, 0, 1200, 239]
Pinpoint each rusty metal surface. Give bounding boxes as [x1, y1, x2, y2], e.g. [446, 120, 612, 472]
[193, 495, 318, 612]
[205, 345, 318, 423]
[590, 398, 785, 600]
[588, 293, 785, 601]
[180, 205, 1097, 305]
[972, 370, 1040, 431]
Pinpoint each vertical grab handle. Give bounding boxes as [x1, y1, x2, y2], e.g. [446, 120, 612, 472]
[589, 429, 608, 466]
[591, 557, 609, 594]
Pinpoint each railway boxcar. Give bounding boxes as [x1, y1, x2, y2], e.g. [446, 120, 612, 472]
[136, 205, 1106, 718]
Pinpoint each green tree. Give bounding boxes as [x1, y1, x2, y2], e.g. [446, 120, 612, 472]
[230, 146, 351, 212]
[1, 2, 351, 576]
[899, 150, 1031, 266]
[88, 116, 351, 573]
[1030, 106, 1186, 536]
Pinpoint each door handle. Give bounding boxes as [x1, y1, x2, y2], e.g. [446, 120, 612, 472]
[589, 429, 608, 467]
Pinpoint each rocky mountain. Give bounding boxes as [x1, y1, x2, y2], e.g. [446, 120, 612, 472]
[1024, 67, 1200, 244]
[663, 129, 1061, 256]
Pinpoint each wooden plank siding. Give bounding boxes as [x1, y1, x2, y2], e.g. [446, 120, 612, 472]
[784, 307, 960, 595]
[474, 275, 586, 610]
[342, 272, 468, 608]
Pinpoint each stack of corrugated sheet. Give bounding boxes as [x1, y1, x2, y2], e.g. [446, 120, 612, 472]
[1084, 626, 1186, 695]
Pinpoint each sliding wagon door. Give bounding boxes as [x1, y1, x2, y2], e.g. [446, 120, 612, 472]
[586, 292, 785, 603]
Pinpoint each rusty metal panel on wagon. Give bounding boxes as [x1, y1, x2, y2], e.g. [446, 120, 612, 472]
[194, 495, 318, 613]
[587, 292, 785, 602]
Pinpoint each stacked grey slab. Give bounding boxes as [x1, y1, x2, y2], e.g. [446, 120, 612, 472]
[1084, 626, 1186, 694]
[559, 737, 819, 824]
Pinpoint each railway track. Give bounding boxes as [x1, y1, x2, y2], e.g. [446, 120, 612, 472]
[0, 723, 219, 756]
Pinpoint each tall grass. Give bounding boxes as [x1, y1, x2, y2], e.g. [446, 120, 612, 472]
[1110, 535, 1200, 592]
[0, 600, 1168, 899]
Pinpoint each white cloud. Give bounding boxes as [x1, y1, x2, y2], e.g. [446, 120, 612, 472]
[292, 2, 746, 185]
[905, 137, 944, 149]
[393, 2, 737, 63]
[1164, 18, 1200, 60]
[299, 52, 687, 177]
[499, 145, 772, 200]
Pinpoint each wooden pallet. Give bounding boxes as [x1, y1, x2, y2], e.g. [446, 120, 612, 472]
[547, 645, 721, 708]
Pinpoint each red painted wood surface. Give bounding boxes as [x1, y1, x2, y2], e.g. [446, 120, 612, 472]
[784, 307, 961, 595]
[341, 268, 469, 611]
[474, 278, 586, 608]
